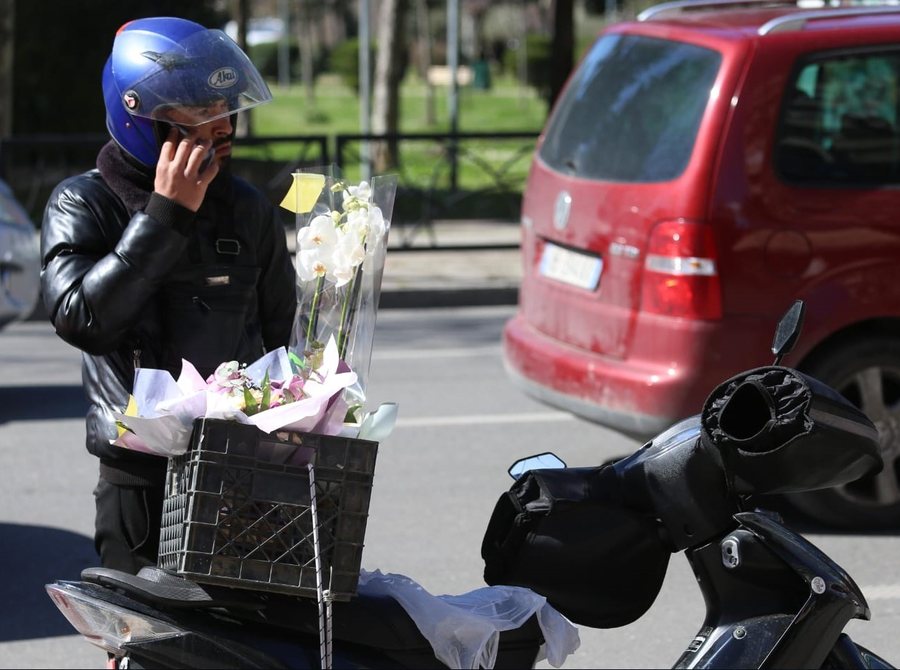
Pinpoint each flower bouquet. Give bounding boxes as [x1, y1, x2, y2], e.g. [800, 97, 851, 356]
[283, 168, 398, 417]
[112, 167, 398, 458]
[112, 337, 358, 457]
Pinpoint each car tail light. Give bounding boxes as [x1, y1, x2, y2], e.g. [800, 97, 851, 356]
[46, 583, 185, 653]
[641, 220, 722, 319]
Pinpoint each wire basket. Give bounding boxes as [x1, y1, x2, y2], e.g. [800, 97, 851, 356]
[158, 417, 378, 600]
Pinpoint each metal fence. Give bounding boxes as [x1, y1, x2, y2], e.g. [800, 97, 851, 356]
[335, 131, 537, 247]
[0, 131, 538, 249]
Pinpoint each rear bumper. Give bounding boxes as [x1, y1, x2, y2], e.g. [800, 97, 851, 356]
[503, 359, 673, 438]
[502, 312, 764, 440]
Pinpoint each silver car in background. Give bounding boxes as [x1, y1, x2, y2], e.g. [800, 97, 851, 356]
[0, 178, 40, 329]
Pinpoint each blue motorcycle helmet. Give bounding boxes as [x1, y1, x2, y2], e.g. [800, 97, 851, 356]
[102, 17, 273, 167]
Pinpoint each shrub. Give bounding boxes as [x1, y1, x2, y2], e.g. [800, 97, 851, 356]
[328, 38, 375, 93]
[249, 42, 299, 80]
[503, 34, 553, 96]
[250, 41, 331, 83]
[328, 38, 410, 94]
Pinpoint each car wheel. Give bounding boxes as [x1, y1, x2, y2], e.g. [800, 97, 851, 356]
[788, 336, 900, 530]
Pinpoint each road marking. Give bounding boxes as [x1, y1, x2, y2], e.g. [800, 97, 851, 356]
[397, 411, 576, 428]
[864, 584, 900, 600]
[376, 346, 501, 360]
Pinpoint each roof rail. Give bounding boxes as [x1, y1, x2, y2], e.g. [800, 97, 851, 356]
[758, 5, 900, 33]
[638, 0, 803, 21]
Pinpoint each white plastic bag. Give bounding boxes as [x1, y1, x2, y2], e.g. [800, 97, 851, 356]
[357, 570, 580, 669]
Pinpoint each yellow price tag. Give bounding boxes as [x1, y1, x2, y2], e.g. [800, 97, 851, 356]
[279, 173, 326, 214]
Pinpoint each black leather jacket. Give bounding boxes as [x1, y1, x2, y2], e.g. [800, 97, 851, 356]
[41, 153, 296, 486]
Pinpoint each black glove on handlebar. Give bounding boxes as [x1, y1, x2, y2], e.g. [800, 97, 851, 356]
[701, 366, 882, 495]
[481, 465, 670, 629]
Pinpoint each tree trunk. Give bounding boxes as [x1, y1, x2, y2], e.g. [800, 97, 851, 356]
[371, 0, 407, 173]
[0, 0, 14, 138]
[298, 0, 316, 106]
[548, 0, 574, 111]
[232, 0, 253, 138]
[415, 0, 435, 127]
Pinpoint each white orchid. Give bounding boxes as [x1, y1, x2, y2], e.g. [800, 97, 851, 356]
[296, 248, 333, 282]
[362, 206, 386, 271]
[292, 177, 394, 361]
[296, 197, 382, 287]
[331, 246, 358, 287]
[345, 205, 369, 227]
[365, 205, 386, 248]
[297, 213, 338, 251]
[296, 213, 341, 283]
[340, 222, 368, 260]
[343, 180, 372, 208]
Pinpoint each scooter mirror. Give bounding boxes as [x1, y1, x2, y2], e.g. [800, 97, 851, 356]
[772, 300, 805, 365]
[508, 452, 566, 480]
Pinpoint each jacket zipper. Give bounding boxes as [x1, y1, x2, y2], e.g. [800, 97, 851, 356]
[133, 348, 141, 370]
[193, 296, 212, 313]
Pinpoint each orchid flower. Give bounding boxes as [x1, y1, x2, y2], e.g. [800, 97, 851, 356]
[297, 213, 338, 251]
[208, 360, 251, 395]
[343, 180, 371, 208]
[296, 213, 341, 283]
[288, 175, 394, 390]
[297, 247, 334, 283]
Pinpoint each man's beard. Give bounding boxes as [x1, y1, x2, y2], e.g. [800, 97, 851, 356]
[213, 134, 234, 173]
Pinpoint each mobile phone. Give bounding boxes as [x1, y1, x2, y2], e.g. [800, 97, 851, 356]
[199, 146, 216, 173]
[173, 124, 215, 173]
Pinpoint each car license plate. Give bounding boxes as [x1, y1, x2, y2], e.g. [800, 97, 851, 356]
[539, 242, 603, 290]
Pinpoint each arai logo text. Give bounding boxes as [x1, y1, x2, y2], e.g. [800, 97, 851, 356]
[208, 67, 238, 89]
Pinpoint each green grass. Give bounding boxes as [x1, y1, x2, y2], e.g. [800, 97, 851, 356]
[250, 73, 550, 138]
[235, 73, 547, 217]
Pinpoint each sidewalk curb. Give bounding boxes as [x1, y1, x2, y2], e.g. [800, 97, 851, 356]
[379, 287, 518, 309]
[27, 285, 520, 324]
[28, 221, 522, 322]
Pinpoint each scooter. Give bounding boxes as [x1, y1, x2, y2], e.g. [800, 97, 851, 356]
[47, 301, 897, 668]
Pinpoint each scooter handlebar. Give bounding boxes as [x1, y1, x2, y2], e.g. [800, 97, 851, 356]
[701, 366, 882, 495]
[610, 365, 882, 552]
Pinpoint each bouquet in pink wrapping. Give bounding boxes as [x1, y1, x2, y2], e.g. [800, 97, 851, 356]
[112, 169, 399, 457]
[112, 337, 358, 457]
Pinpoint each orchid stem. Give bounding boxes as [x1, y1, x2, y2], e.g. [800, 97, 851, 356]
[337, 271, 358, 359]
[305, 276, 326, 350]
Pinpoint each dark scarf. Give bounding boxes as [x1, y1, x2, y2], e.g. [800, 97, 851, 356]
[96, 141, 233, 217]
[96, 141, 155, 215]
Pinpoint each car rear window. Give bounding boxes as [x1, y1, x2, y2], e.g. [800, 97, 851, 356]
[538, 34, 722, 182]
[776, 49, 900, 186]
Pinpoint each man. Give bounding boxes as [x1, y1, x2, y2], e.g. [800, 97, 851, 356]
[40, 17, 296, 573]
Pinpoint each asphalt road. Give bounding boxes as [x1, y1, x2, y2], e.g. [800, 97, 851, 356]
[1, 306, 898, 669]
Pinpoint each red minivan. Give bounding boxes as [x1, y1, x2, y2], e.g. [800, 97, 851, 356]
[504, 0, 900, 528]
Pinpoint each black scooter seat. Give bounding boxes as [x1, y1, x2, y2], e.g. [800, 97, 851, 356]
[80, 567, 544, 665]
[82, 566, 264, 610]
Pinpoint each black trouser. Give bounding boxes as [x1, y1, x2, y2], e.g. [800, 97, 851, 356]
[93, 477, 165, 574]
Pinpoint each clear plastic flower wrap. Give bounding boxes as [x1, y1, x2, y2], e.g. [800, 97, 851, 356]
[281, 167, 398, 421]
[110, 338, 362, 457]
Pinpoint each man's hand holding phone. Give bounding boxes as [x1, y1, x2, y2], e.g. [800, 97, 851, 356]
[154, 126, 219, 212]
